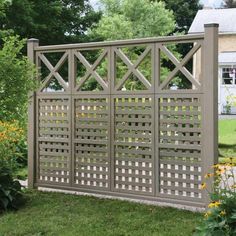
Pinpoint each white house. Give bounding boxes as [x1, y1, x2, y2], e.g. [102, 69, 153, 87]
[189, 8, 236, 114]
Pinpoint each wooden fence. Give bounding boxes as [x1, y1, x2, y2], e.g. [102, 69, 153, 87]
[27, 24, 219, 208]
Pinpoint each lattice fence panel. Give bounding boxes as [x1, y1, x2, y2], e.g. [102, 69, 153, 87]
[158, 95, 202, 199]
[74, 97, 110, 189]
[114, 96, 154, 195]
[37, 97, 70, 185]
[31, 28, 218, 208]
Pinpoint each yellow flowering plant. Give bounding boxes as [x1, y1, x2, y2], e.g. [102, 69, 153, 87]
[0, 120, 25, 171]
[0, 120, 25, 212]
[194, 161, 236, 236]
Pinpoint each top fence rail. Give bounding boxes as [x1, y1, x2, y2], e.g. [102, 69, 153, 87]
[34, 34, 204, 51]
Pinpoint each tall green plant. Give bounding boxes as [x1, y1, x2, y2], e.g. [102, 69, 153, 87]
[195, 162, 236, 235]
[0, 120, 25, 212]
[0, 35, 37, 126]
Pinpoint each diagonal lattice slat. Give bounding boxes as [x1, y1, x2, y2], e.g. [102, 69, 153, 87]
[159, 43, 201, 90]
[114, 47, 152, 90]
[38, 52, 69, 91]
[75, 49, 108, 91]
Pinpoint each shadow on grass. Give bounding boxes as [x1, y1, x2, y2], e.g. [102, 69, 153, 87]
[218, 143, 236, 158]
[219, 143, 236, 149]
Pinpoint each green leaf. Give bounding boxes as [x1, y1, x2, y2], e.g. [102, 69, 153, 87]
[230, 213, 236, 219]
[0, 197, 9, 210]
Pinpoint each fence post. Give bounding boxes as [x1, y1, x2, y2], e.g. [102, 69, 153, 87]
[27, 38, 39, 188]
[202, 24, 219, 204]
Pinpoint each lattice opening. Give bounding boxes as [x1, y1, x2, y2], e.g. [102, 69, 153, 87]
[96, 57, 108, 83]
[165, 43, 194, 59]
[158, 96, 202, 199]
[74, 98, 109, 189]
[41, 77, 65, 92]
[37, 51, 69, 92]
[120, 74, 147, 91]
[38, 98, 70, 185]
[79, 76, 103, 91]
[75, 49, 108, 91]
[159, 42, 201, 90]
[120, 45, 147, 64]
[57, 60, 69, 83]
[39, 61, 51, 82]
[80, 49, 104, 65]
[138, 51, 152, 82]
[164, 71, 193, 90]
[114, 97, 153, 194]
[115, 53, 129, 86]
[114, 45, 152, 91]
[160, 50, 178, 84]
[76, 57, 87, 79]
[38, 141, 70, 184]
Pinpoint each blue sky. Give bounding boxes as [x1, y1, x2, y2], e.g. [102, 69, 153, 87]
[90, 0, 224, 9]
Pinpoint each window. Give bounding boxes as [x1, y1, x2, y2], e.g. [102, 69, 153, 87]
[222, 67, 236, 85]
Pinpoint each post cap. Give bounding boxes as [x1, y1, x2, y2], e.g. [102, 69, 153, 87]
[27, 38, 39, 43]
[204, 23, 219, 28]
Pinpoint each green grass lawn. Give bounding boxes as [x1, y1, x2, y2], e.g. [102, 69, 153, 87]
[0, 190, 202, 236]
[219, 119, 236, 161]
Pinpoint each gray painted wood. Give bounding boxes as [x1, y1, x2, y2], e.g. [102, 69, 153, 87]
[27, 24, 218, 208]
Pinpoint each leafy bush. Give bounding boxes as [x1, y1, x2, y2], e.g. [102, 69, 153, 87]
[0, 121, 25, 212]
[0, 35, 37, 126]
[0, 34, 37, 175]
[195, 161, 236, 236]
[0, 166, 23, 212]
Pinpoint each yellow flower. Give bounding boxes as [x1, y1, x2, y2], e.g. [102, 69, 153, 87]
[204, 211, 211, 218]
[204, 173, 214, 179]
[208, 201, 221, 208]
[215, 167, 226, 175]
[220, 210, 226, 216]
[212, 164, 220, 168]
[200, 183, 207, 190]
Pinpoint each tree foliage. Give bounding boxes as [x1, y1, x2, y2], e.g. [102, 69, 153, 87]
[0, 36, 37, 125]
[0, 0, 101, 45]
[91, 0, 175, 40]
[161, 0, 202, 33]
[223, 0, 236, 7]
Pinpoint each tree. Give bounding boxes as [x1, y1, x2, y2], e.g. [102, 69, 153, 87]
[223, 0, 236, 7]
[160, 0, 202, 34]
[91, 0, 175, 40]
[0, 0, 12, 37]
[0, 0, 101, 45]
[87, 0, 176, 90]
[0, 36, 37, 124]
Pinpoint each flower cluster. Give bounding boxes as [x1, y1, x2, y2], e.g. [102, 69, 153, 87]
[0, 120, 25, 171]
[195, 161, 236, 235]
[0, 121, 24, 143]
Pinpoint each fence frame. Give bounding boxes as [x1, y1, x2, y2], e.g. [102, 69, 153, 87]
[27, 24, 219, 208]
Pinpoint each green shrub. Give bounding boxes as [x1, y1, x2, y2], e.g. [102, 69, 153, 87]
[0, 121, 25, 212]
[195, 162, 236, 236]
[0, 35, 37, 126]
[15, 138, 28, 167]
[0, 166, 23, 212]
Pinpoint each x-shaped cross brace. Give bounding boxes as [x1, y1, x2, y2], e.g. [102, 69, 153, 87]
[159, 42, 201, 90]
[38, 52, 69, 92]
[75, 49, 108, 91]
[114, 46, 152, 91]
